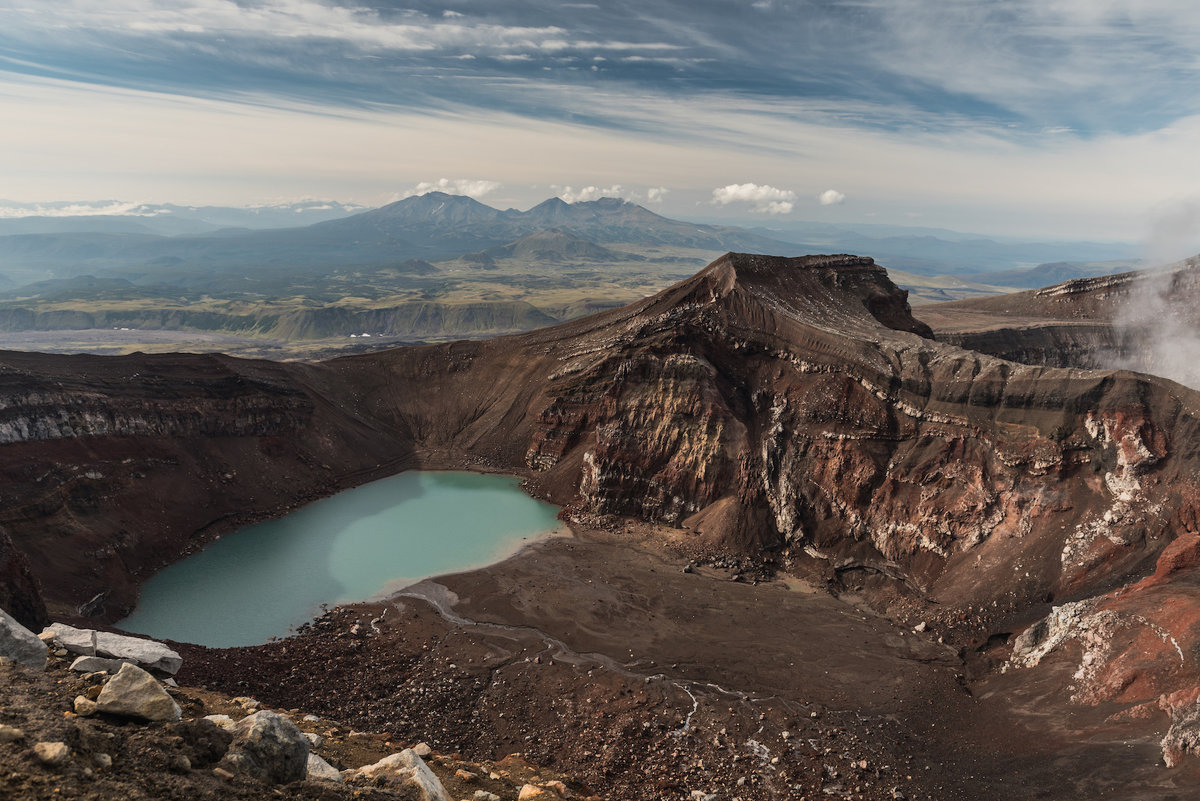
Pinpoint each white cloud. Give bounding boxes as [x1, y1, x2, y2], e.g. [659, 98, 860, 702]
[397, 178, 501, 200]
[7, 0, 676, 59]
[557, 185, 623, 203]
[0, 200, 149, 218]
[711, 183, 797, 214]
[861, 0, 1200, 127]
[7, 73, 1200, 241]
[818, 189, 846, 206]
[554, 185, 671, 205]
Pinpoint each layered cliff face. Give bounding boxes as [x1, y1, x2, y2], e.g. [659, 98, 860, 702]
[490, 254, 1196, 609]
[0, 351, 414, 617]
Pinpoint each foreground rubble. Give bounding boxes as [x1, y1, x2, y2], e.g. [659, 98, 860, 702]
[0, 622, 595, 801]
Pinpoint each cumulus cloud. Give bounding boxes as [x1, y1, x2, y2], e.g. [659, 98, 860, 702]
[711, 183, 797, 215]
[554, 185, 670, 205]
[818, 189, 846, 206]
[557, 185, 623, 203]
[397, 178, 500, 200]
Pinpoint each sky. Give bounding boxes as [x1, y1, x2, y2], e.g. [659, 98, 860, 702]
[3, 0, 1200, 244]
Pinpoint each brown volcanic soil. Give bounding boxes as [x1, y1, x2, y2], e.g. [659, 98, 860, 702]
[0, 651, 587, 801]
[174, 529, 1200, 800]
[178, 532, 965, 801]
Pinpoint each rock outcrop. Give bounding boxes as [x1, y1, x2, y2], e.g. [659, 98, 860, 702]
[221, 710, 309, 784]
[47, 623, 182, 674]
[344, 749, 453, 800]
[0, 606, 47, 669]
[921, 259, 1200, 372]
[95, 662, 182, 721]
[0, 350, 416, 617]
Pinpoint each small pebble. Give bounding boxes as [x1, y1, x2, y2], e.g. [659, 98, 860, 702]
[33, 741, 70, 767]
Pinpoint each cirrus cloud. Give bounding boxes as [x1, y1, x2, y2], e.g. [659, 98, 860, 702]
[711, 183, 797, 215]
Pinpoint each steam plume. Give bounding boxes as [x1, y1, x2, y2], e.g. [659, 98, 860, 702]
[1112, 202, 1200, 389]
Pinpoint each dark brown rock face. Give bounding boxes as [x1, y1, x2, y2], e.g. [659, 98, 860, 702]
[503, 254, 1197, 609]
[0, 351, 416, 617]
[0, 526, 47, 630]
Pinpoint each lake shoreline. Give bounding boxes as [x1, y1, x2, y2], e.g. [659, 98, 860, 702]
[115, 470, 566, 647]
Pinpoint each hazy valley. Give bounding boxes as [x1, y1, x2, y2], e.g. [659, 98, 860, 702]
[0, 194, 1138, 358]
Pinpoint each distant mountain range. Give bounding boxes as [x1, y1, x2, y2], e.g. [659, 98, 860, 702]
[0, 192, 1146, 313]
[0, 193, 797, 290]
[960, 260, 1135, 288]
[0, 200, 365, 237]
[745, 219, 1139, 277]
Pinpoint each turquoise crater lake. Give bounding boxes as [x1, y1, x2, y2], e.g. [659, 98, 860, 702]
[117, 471, 563, 648]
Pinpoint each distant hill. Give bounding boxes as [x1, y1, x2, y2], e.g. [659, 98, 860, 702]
[0, 200, 363, 237]
[747, 220, 1138, 276]
[961, 260, 1136, 288]
[0, 192, 797, 289]
[479, 229, 636, 262]
[306, 192, 797, 255]
[0, 216, 214, 237]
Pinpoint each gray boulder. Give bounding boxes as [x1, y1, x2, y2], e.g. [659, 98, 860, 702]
[222, 711, 309, 785]
[306, 752, 344, 783]
[0, 607, 47, 669]
[346, 749, 452, 801]
[96, 663, 182, 721]
[69, 655, 130, 674]
[46, 623, 182, 675]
